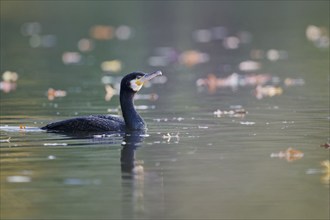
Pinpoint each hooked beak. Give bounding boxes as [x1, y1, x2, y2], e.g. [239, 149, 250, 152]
[138, 70, 162, 85]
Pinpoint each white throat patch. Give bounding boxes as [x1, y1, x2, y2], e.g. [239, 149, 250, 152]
[130, 79, 143, 92]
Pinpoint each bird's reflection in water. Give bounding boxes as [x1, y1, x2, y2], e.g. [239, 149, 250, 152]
[121, 131, 145, 177]
[121, 131, 146, 217]
[120, 131, 165, 218]
[52, 130, 163, 217]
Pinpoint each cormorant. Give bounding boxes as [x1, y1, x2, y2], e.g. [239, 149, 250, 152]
[41, 71, 162, 132]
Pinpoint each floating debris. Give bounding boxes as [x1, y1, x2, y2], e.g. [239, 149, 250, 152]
[0, 81, 17, 93]
[239, 121, 255, 125]
[105, 84, 116, 101]
[162, 132, 180, 142]
[48, 155, 56, 160]
[196, 73, 273, 93]
[0, 125, 40, 132]
[270, 147, 304, 162]
[149, 47, 213, 68]
[172, 117, 184, 122]
[153, 118, 168, 122]
[78, 38, 94, 52]
[6, 175, 31, 183]
[47, 88, 67, 100]
[196, 74, 218, 93]
[101, 60, 122, 72]
[198, 125, 209, 129]
[223, 36, 240, 49]
[284, 78, 305, 86]
[155, 117, 187, 123]
[1, 71, 18, 93]
[266, 49, 288, 61]
[2, 71, 18, 82]
[62, 52, 82, 65]
[321, 160, 330, 171]
[93, 134, 106, 138]
[306, 25, 323, 41]
[139, 134, 150, 137]
[115, 25, 133, 40]
[19, 124, 26, 129]
[43, 143, 68, 146]
[254, 85, 283, 99]
[306, 160, 330, 185]
[0, 137, 11, 143]
[93, 133, 122, 139]
[107, 107, 120, 113]
[132, 165, 144, 175]
[320, 142, 330, 149]
[320, 160, 330, 184]
[306, 25, 329, 49]
[135, 105, 156, 110]
[239, 60, 261, 71]
[213, 109, 247, 118]
[179, 50, 209, 67]
[90, 25, 114, 40]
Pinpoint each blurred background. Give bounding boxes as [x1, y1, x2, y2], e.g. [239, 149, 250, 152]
[1, 1, 329, 220]
[1, 1, 329, 111]
[1, 1, 329, 100]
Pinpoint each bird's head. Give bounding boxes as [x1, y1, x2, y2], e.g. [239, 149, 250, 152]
[121, 70, 162, 93]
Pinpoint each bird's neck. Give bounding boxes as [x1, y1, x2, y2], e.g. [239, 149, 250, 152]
[120, 90, 146, 131]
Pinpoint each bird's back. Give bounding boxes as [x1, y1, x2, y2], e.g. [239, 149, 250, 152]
[41, 115, 125, 132]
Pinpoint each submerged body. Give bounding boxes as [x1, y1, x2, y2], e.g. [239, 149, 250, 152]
[41, 71, 162, 132]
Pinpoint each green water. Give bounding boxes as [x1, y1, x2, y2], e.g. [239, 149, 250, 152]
[1, 1, 329, 219]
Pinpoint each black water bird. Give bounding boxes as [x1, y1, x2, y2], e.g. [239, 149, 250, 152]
[41, 71, 162, 132]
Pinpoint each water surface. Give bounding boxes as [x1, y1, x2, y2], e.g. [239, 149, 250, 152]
[1, 1, 329, 219]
